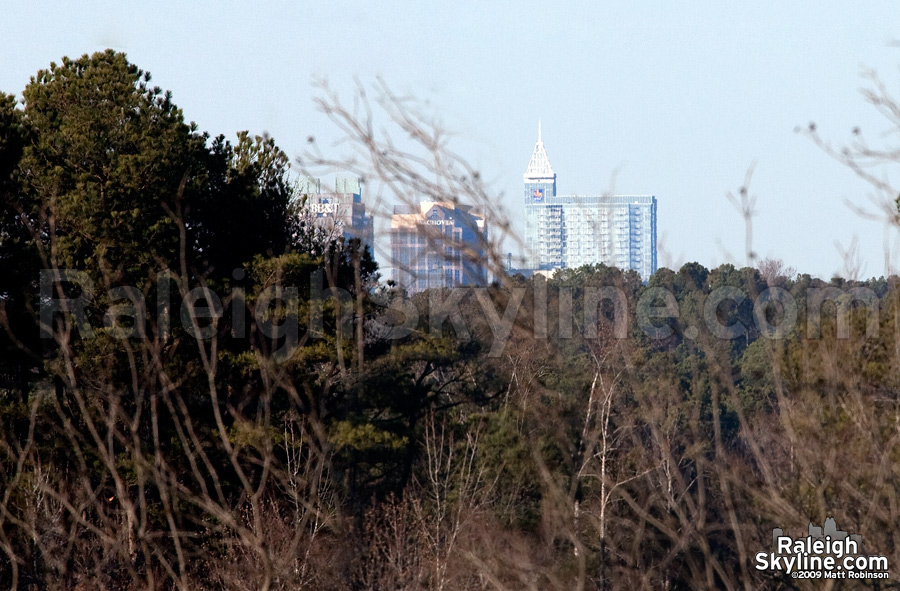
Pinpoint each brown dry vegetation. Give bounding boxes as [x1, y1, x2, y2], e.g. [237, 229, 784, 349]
[2, 51, 900, 591]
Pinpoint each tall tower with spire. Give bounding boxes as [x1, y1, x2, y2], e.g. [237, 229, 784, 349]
[524, 123, 563, 269]
[523, 121, 557, 202]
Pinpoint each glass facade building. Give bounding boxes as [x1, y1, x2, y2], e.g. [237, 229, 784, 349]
[523, 126, 657, 281]
[296, 177, 374, 253]
[390, 201, 488, 294]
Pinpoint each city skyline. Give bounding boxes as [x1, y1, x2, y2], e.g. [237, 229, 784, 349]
[4, 31, 900, 587]
[3, 2, 900, 279]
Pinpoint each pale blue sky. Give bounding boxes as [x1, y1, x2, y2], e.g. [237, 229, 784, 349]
[3, 1, 900, 279]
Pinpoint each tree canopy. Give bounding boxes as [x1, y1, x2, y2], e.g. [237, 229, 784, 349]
[3, 50, 900, 591]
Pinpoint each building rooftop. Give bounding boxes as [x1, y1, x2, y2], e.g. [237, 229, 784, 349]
[524, 121, 555, 182]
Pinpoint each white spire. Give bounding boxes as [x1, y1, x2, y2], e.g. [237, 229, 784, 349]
[525, 121, 554, 180]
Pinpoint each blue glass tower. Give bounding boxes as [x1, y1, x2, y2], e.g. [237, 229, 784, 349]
[523, 122, 563, 269]
[522, 124, 657, 280]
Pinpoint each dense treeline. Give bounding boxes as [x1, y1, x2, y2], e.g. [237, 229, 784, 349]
[2, 51, 900, 590]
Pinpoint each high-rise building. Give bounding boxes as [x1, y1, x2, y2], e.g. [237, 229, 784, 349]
[523, 125, 657, 281]
[390, 201, 488, 293]
[297, 177, 374, 253]
[524, 123, 562, 269]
